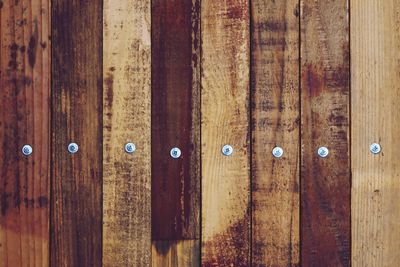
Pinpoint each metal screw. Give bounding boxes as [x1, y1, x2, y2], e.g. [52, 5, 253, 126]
[370, 143, 381, 154]
[272, 146, 284, 158]
[317, 146, 329, 158]
[22, 145, 33, 156]
[125, 143, 136, 153]
[222, 145, 233, 156]
[68, 143, 79, 154]
[170, 147, 181, 159]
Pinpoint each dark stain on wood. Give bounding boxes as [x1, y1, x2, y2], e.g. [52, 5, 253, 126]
[202, 217, 250, 267]
[51, 0, 103, 265]
[151, 0, 200, 245]
[300, 1, 351, 266]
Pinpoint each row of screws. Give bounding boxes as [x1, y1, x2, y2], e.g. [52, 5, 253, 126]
[21, 143, 383, 158]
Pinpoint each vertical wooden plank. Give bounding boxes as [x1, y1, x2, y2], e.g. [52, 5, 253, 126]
[300, 0, 350, 266]
[201, 0, 250, 266]
[251, 0, 300, 266]
[352, 1, 400, 265]
[0, 0, 50, 266]
[151, 0, 201, 266]
[102, 0, 151, 266]
[51, 0, 102, 266]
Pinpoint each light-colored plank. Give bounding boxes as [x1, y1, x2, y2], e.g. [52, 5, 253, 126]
[251, 0, 300, 265]
[351, 1, 400, 266]
[201, 0, 250, 265]
[102, 0, 151, 266]
[0, 0, 50, 266]
[300, 0, 351, 265]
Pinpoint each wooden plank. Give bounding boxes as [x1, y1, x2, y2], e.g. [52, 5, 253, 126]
[251, 0, 300, 266]
[151, 0, 201, 265]
[102, 0, 151, 266]
[152, 240, 199, 267]
[300, 0, 350, 265]
[0, 0, 50, 266]
[351, 1, 400, 265]
[50, 0, 102, 265]
[201, 0, 250, 265]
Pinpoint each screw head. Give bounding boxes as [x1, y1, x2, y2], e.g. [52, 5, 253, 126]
[170, 147, 181, 159]
[125, 143, 136, 153]
[272, 146, 284, 158]
[317, 146, 329, 158]
[222, 145, 233, 156]
[370, 143, 381, 154]
[68, 143, 79, 154]
[22, 145, 33, 156]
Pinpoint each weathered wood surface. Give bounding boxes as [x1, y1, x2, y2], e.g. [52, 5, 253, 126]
[300, 0, 351, 266]
[351, 0, 400, 266]
[0, 0, 51, 266]
[201, 0, 250, 266]
[0, 0, 50, 266]
[151, 0, 201, 265]
[51, 0, 103, 265]
[152, 240, 199, 267]
[102, 0, 151, 266]
[251, 0, 300, 266]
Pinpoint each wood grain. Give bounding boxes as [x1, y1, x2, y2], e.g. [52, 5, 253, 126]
[251, 0, 300, 266]
[201, 0, 250, 265]
[151, 0, 201, 265]
[300, 0, 350, 266]
[152, 240, 200, 267]
[351, 0, 400, 266]
[51, 0, 102, 266]
[0, 0, 50, 266]
[102, 0, 151, 266]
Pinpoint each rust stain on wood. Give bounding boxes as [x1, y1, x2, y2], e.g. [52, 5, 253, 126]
[300, 0, 351, 266]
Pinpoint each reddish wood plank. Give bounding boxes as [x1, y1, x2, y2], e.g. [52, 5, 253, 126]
[201, 0, 251, 266]
[0, 0, 50, 266]
[251, 0, 300, 266]
[151, 0, 201, 264]
[51, 0, 103, 265]
[300, 0, 351, 266]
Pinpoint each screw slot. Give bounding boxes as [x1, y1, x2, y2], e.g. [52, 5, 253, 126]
[370, 143, 381, 154]
[272, 147, 283, 158]
[317, 146, 329, 158]
[125, 143, 136, 153]
[170, 147, 181, 159]
[22, 145, 33, 156]
[222, 145, 233, 156]
[68, 143, 79, 154]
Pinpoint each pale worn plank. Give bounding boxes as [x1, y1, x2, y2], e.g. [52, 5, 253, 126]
[201, 0, 250, 265]
[351, 0, 400, 266]
[0, 0, 50, 266]
[300, 0, 351, 265]
[251, 0, 300, 265]
[102, 0, 151, 266]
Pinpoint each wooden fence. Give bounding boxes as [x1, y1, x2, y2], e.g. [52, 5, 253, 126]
[0, 0, 399, 266]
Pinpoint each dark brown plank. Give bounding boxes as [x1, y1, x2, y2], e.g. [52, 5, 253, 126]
[201, 0, 251, 266]
[0, 0, 50, 266]
[151, 0, 201, 265]
[300, 0, 350, 266]
[251, 0, 300, 266]
[51, 0, 103, 266]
